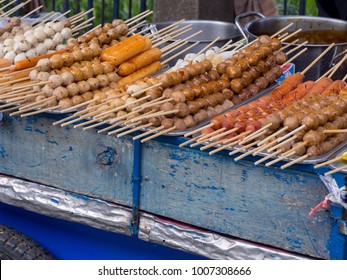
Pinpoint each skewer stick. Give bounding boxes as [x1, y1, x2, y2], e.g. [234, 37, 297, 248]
[0, 0, 17, 13]
[128, 109, 179, 124]
[265, 151, 296, 167]
[93, 95, 151, 120]
[343, 73, 347, 82]
[0, 76, 30, 87]
[184, 123, 213, 137]
[239, 123, 272, 144]
[133, 125, 164, 140]
[72, 16, 95, 31]
[3, 66, 38, 78]
[301, 43, 336, 75]
[271, 22, 294, 38]
[254, 149, 282, 165]
[200, 129, 248, 152]
[136, 97, 169, 111]
[281, 141, 308, 158]
[196, 37, 221, 55]
[126, 10, 153, 25]
[141, 126, 176, 143]
[267, 135, 297, 153]
[205, 128, 238, 143]
[179, 134, 205, 148]
[21, 5, 43, 19]
[106, 121, 142, 136]
[146, 19, 185, 39]
[324, 129, 347, 133]
[20, 105, 60, 117]
[252, 139, 278, 156]
[1, 0, 30, 18]
[11, 103, 47, 116]
[69, 8, 94, 21]
[280, 154, 310, 169]
[281, 47, 307, 67]
[59, 99, 94, 113]
[324, 165, 347, 176]
[127, 20, 147, 34]
[276, 124, 306, 143]
[161, 40, 189, 59]
[6, 92, 41, 103]
[84, 24, 102, 35]
[160, 38, 186, 52]
[161, 41, 200, 65]
[31, 12, 53, 25]
[220, 38, 246, 52]
[280, 29, 302, 42]
[233, 140, 261, 161]
[229, 139, 259, 156]
[285, 40, 308, 56]
[314, 155, 345, 169]
[328, 52, 347, 79]
[53, 10, 71, 22]
[41, 12, 60, 24]
[208, 139, 240, 155]
[18, 96, 55, 110]
[153, 28, 201, 48]
[190, 127, 226, 148]
[277, 32, 288, 40]
[275, 39, 299, 53]
[116, 122, 154, 138]
[257, 126, 289, 146]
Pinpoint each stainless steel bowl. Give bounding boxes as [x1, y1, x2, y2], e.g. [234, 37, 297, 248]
[235, 12, 347, 80]
[142, 20, 243, 66]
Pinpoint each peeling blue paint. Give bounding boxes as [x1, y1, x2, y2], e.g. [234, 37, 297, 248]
[34, 128, 48, 134]
[0, 147, 6, 158]
[68, 147, 73, 151]
[47, 140, 58, 145]
[24, 126, 32, 132]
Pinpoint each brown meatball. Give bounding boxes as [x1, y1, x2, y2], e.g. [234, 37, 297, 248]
[58, 98, 73, 110]
[70, 67, 84, 82]
[161, 118, 175, 129]
[50, 54, 64, 69]
[101, 61, 114, 74]
[53, 86, 69, 100]
[71, 95, 85, 106]
[97, 74, 110, 87]
[81, 91, 94, 101]
[87, 78, 100, 91]
[77, 81, 91, 93]
[183, 115, 196, 128]
[66, 83, 80, 97]
[92, 62, 104, 76]
[62, 52, 75, 67]
[81, 65, 94, 79]
[174, 119, 187, 131]
[174, 102, 190, 118]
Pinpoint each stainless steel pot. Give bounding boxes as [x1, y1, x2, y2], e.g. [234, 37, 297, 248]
[141, 20, 243, 66]
[235, 12, 347, 80]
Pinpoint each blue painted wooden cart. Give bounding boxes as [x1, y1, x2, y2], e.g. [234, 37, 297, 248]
[0, 113, 346, 259]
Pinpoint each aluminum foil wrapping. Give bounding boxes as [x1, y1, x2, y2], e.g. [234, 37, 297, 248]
[0, 176, 132, 235]
[139, 213, 312, 260]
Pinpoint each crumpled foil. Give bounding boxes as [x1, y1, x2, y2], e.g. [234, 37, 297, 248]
[139, 212, 312, 260]
[0, 176, 132, 235]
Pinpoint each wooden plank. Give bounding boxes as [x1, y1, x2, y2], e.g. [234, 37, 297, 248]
[140, 140, 332, 259]
[0, 115, 134, 206]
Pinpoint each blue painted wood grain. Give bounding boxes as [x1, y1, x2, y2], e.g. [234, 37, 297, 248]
[0, 115, 134, 206]
[140, 140, 333, 259]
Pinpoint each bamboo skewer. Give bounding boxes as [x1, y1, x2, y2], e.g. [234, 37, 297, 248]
[200, 130, 249, 152]
[324, 129, 347, 133]
[31, 12, 53, 25]
[0, 0, 17, 13]
[280, 29, 302, 42]
[277, 32, 288, 41]
[230, 140, 260, 156]
[314, 154, 346, 169]
[1, 0, 30, 18]
[324, 165, 347, 176]
[127, 20, 147, 34]
[328, 52, 347, 79]
[179, 134, 205, 148]
[133, 125, 164, 140]
[276, 125, 306, 143]
[257, 126, 289, 146]
[190, 127, 226, 148]
[196, 37, 221, 55]
[265, 151, 295, 167]
[280, 154, 310, 169]
[285, 40, 308, 56]
[267, 135, 297, 153]
[271, 23, 294, 38]
[20, 105, 60, 117]
[161, 41, 200, 65]
[69, 8, 94, 22]
[275, 39, 299, 53]
[126, 10, 153, 26]
[254, 149, 282, 165]
[280, 47, 307, 67]
[141, 126, 176, 143]
[52, 10, 71, 22]
[146, 19, 185, 39]
[72, 16, 95, 32]
[116, 122, 153, 138]
[107, 121, 142, 136]
[184, 123, 213, 137]
[233, 141, 261, 161]
[239, 123, 272, 144]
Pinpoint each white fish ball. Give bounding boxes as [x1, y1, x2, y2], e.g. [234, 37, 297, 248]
[4, 51, 16, 63]
[3, 38, 14, 47]
[52, 22, 64, 33]
[34, 29, 46, 42]
[55, 44, 66, 51]
[26, 48, 38, 58]
[61, 27, 72, 40]
[44, 38, 53, 50]
[14, 53, 27, 62]
[43, 26, 55, 37]
[25, 35, 38, 46]
[52, 33, 63, 45]
[36, 58, 51, 72]
[36, 43, 48, 55]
